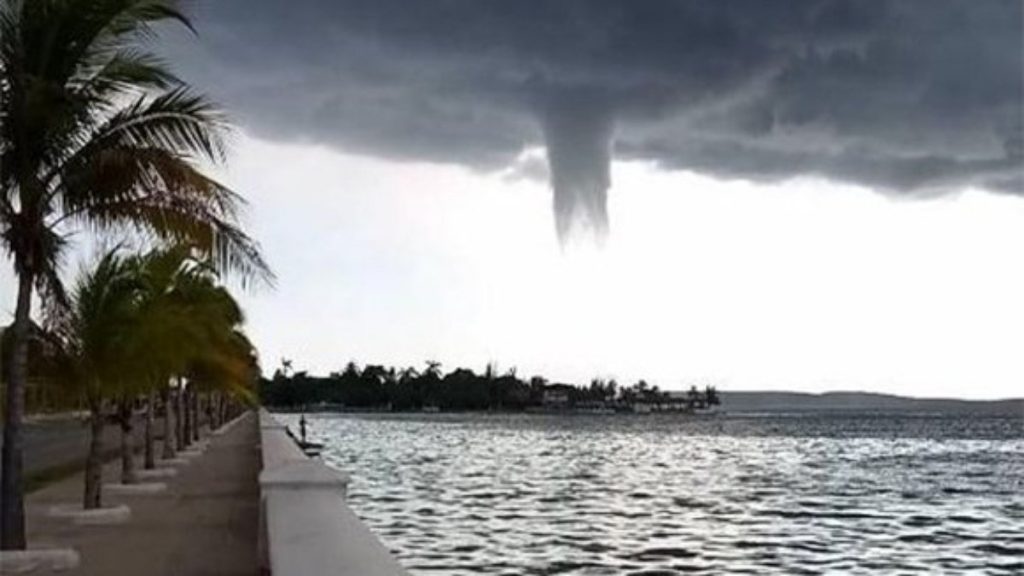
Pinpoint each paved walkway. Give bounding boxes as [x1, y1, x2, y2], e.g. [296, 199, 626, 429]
[24, 412, 260, 575]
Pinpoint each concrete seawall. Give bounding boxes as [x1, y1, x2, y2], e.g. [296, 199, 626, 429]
[258, 408, 408, 576]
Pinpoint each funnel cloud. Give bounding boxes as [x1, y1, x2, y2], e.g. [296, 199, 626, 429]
[161, 0, 1024, 239]
[541, 91, 614, 241]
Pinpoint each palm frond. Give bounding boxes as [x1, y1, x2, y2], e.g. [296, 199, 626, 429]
[43, 247, 144, 398]
[3, 0, 270, 421]
[55, 135, 272, 284]
[58, 88, 228, 177]
[39, 0, 193, 93]
[73, 48, 180, 99]
[72, 191, 270, 285]
[96, 89, 227, 162]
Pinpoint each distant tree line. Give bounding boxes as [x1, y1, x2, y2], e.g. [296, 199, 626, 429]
[260, 360, 720, 412]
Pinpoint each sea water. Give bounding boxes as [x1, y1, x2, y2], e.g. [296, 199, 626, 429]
[279, 412, 1023, 575]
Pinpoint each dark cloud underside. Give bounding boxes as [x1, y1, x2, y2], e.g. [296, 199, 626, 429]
[164, 0, 1023, 236]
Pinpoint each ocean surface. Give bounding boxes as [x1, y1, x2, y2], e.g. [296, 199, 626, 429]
[278, 412, 1024, 575]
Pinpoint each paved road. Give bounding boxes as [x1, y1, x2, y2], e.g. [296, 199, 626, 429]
[1, 415, 161, 479]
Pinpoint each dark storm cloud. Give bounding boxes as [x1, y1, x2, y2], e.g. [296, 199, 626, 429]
[164, 0, 1023, 237]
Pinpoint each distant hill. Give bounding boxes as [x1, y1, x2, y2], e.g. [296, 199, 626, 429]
[719, 391, 1023, 416]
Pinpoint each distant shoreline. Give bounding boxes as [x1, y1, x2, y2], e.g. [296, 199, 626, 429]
[268, 390, 1023, 418]
[717, 391, 1023, 416]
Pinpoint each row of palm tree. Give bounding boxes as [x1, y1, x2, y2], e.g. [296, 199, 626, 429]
[42, 245, 257, 509]
[2, 0, 270, 549]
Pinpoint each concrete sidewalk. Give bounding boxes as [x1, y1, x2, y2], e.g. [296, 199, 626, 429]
[24, 412, 260, 575]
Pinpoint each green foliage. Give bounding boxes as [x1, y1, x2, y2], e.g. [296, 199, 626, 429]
[0, 0, 271, 298]
[0, 0, 268, 548]
[260, 361, 721, 412]
[44, 250, 142, 404]
[38, 246, 259, 406]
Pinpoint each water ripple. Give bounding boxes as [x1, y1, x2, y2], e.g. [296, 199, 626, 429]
[279, 412, 1024, 575]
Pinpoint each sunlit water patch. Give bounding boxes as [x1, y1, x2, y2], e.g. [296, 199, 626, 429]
[277, 412, 1024, 575]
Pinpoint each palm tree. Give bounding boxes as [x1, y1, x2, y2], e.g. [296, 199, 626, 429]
[45, 247, 257, 505]
[186, 328, 258, 424]
[398, 366, 420, 383]
[126, 247, 206, 466]
[171, 261, 257, 436]
[636, 379, 649, 397]
[704, 385, 720, 407]
[124, 246, 257, 472]
[424, 361, 442, 379]
[45, 250, 143, 510]
[0, 0, 270, 548]
[687, 385, 702, 410]
[605, 379, 618, 403]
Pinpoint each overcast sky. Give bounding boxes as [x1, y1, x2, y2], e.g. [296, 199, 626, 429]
[3, 1, 1023, 397]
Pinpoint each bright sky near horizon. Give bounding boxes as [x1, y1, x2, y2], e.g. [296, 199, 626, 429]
[162, 134, 1024, 398]
[2, 132, 1023, 398]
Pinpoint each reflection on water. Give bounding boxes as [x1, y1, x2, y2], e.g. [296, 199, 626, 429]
[279, 412, 1024, 575]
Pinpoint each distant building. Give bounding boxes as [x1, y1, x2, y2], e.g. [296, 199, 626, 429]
[655, 390, 697, 411]
[543, 384, 574, 407]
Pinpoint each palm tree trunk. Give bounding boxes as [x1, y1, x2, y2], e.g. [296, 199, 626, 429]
[191, 391, 200, 441]
[208, 392, 218, 430]
[177, 381, 188, 449]
[1, 270, 32, 550]
[205, 393, 215, 431]
[217, 394, 227, 428]
[216, 393, 225, 428]
[181, 385, 192, 448]
[144, 390, 155, 469]
[119, 400, 137, 484]
[161, 387, 175, 459]
[83, 401, 105, 510]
